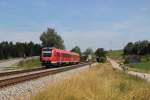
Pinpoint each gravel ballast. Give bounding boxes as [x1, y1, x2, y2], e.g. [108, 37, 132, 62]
[0, 63, 97, 100]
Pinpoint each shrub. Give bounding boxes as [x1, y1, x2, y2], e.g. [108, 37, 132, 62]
[124, 55, 141, 64]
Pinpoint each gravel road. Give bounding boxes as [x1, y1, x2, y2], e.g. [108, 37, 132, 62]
[108, 58, 150, 82]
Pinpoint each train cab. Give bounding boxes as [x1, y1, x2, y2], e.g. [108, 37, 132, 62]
[40, 47, 53, 66]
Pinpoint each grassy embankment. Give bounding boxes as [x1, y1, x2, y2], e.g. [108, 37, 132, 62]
[127, 56, 150, 73]
[17, 58, 41, 69]
[31, 63, 150, 100]
[107, 50, 150, 73]
[128, 62, 150, 73]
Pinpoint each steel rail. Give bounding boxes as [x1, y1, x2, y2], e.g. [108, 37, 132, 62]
[0, 67, 45, 77]
[0, 62, 93, 88]
[0, 62, 87, 77]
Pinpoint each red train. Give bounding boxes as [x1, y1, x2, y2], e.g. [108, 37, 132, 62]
[40, 47, 80, 67]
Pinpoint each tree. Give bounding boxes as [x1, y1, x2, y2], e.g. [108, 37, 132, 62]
[124, 40, 150, 56]
[84, 48, 93, 55]
[40, 28, 65, 49]
[82, 48, 94, 60]
[124, 42, 134, 55]
[0, 41, 41, 59]
[95, 48, 106, 57]
[71, 46, 81, 55]
[1, 41, 9, 59]
[139, 40, 149, 55]
[95, 48, 106, 62]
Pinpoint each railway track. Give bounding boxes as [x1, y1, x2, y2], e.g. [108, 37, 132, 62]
[0, 62, 93, 88]
[0, 67, 44, 77]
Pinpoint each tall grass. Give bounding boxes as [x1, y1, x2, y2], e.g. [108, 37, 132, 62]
[32, 63, 150, 100]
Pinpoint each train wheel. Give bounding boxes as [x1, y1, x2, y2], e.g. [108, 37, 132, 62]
[45, 64, 52, 68]
[45, 65, 49, 68]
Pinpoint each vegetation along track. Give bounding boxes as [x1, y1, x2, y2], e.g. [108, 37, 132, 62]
[0, 62, 93, 88]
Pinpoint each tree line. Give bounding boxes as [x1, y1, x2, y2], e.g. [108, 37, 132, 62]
[0, 27, 106, 62]
[71, 46, 106, 62]
[0, 41, 41, 59]
[124, 40, 150, 55]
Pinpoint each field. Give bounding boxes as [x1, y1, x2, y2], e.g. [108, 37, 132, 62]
[126, 56, 150, 73]
[17, 58, 41, 69]
[31, 63, 150, 100]
[128, 61, 150, 73]
[107, 50, 123, 60]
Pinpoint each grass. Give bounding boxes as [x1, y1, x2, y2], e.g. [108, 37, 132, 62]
[17, 58, 41, 69]
[127, 61, 150, 73]
[31, 63, 150, 100]
[126, 55, 150, 73]
[107, 50, 150, 73]
[107, 50, 123, 60]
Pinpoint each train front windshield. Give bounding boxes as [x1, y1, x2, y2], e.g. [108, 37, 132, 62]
[42, 48, 52, 57]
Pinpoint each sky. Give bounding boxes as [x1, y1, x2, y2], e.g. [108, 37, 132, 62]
[0, 0, 150, 51]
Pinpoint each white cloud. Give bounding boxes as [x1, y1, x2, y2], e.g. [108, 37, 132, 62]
[62, 30, 120, 50]
[112, 16, 149, 33]
[0, 30, 41, 43]
[0, 14, 150, 51]
[63, 15, 150, 50]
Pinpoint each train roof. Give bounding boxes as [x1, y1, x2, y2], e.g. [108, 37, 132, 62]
[61, 49, 79, 56]
[42, 47, 80, 56]
[42, 47, 55, 49]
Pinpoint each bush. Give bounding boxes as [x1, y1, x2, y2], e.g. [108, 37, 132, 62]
[124, 55, 141, 64]
[95, 48, 106, 63]
[17, 58, 41, 69]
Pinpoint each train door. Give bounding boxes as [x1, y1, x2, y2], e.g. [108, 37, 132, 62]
[60, 50, 62, 65]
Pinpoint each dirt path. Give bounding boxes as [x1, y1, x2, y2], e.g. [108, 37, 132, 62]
[0, 56, 39, 72]
[108, 58, 150, 82]
[0, 58, 23, 71]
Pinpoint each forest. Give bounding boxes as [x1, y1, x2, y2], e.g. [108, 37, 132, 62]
[0, 41, 41, 59]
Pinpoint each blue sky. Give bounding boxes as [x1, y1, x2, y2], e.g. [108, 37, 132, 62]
[0, 0, 150, 51]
